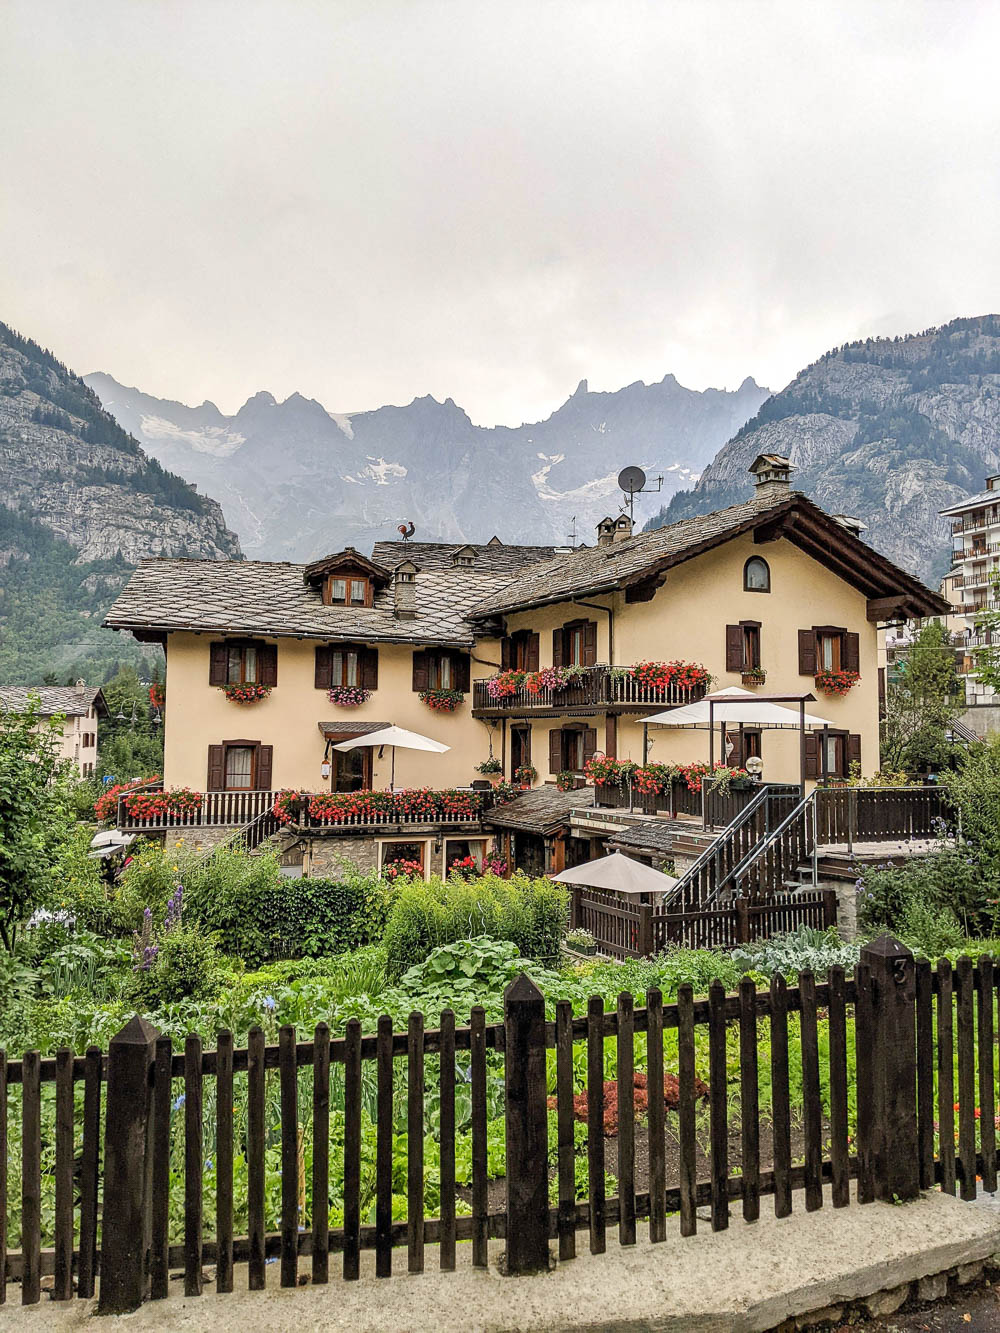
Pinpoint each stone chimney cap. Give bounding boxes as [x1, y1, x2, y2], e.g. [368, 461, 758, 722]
[749, 454, 795, 493]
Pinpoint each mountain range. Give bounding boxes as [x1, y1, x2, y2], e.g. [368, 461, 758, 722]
[0, 322, 240, 683]
[648, 315, 1000, 584]
[85, 372, 770, 560]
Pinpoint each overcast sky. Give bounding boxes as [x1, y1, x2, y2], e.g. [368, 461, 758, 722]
[2, 0, 999, 425]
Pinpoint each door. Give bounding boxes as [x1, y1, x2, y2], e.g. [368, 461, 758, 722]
[332, 747, 371, 792]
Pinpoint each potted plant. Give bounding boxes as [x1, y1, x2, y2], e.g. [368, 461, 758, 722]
[741, 665, 767, 686]
[556, 770, 579, 792]
[513, 763, 537, 789]
[565, 927, 597, 956]
[475, 756, 504, 787]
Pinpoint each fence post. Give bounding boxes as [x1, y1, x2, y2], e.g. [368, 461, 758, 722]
[861, 935, 918, 1203]
[502, 974, 551, 1274]
[821, 888, 838, 931]
[734, 897, 750, 944]
[638, 901, 654, 957]
[98, 1015, 159, 1314]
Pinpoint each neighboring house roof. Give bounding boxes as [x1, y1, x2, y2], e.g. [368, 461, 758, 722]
[485, 785, 595, 835]
[369, 540, 559, 573]
[0, 685, 106, 717]
[940, 488, 1000, 517]
[468, 491, 950, 621]
[103, 542, 554, 647]
[606, 822, 679, 855]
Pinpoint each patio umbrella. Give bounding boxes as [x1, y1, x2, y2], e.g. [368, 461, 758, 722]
[332, 724, 450, 788]
[551, 851, 678, 897]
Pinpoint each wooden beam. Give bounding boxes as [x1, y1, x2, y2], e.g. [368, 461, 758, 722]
[753, 514, 798, 544]
[624, 576, 664, 603]
[866, 595, 913, 623]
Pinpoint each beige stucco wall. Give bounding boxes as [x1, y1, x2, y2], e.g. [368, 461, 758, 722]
[504, 533, 879, 785]
[163, 633, 500, 791]
[53, 704, 98, 776]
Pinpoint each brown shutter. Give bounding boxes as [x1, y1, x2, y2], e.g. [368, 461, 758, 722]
[548, 728, 563, 775]
[583, 621, 598, 666]
[552, 627, 565, 668]
[207, 744, 225, 790]
[583, 727, 598, 766]
[412, 650, 429, 691]
[804, 733, 819, 779]
[843, 632, 860, 673]
[725, 624, 743, 672]
[453, 653, 470, 693]
[526, 632, 540, 672]
[361, 647, 379, 690]
[501, 637, 512, 670]
[314, 645, 333, 689]
[847, 733, 862, 772]
[798, 628, 817, 676]
[258, 643, 278, 687]
[256, 744, 273, 790]
[209, 642, 227, 686]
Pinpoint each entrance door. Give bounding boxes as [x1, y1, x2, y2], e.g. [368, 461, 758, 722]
[333, 746, 371, 792]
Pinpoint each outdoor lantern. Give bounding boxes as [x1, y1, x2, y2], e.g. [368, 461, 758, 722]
[746, 755, 764, 781]
[320, 760, 331, 779]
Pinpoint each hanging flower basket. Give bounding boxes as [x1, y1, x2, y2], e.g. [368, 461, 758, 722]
[815, 669, 860, 696]
[419, 688, 465, 712]
[328, 685, 371, 707]
[475, 757, 503, 775]
[222, 682, 272, 704]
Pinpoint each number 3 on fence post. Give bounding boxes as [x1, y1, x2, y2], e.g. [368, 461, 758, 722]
[503, 973, 552, 1275]
[861, 935, 919, 1203]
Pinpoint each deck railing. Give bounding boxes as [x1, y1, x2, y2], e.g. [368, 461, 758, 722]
[6, 941, 982, 1308]
[471, 665, 707, 715]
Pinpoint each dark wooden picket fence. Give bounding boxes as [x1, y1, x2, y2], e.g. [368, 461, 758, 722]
[568, 884, 837, 957]
[1, 938, 995, 1309]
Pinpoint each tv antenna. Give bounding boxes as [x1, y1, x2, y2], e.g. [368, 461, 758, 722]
[567, 516, 577, 546]
[617, 465, 663, 522]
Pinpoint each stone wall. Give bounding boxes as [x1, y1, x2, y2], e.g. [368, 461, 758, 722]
[306, 836, 380, 879]
[166, 827, 235, 856]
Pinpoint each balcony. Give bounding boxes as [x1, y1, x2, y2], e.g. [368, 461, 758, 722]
[471, 664, 708, 717]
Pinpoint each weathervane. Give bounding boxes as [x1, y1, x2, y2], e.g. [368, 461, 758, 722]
[397, 521, 415, 541]
[617, 465, 664, 522]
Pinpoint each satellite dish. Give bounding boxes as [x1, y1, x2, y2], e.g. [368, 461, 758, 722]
[618, 466, 646, 495]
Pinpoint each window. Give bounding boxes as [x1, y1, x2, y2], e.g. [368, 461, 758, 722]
[429, 655, 452, 689]
[725, 621, 761, 672]
[511, 725, 531, 774]
[552, 619, 597, 669]
[797, 627, 860, 677]
[804, 731, 860, 781]
[744, 557, 771, 592]
[412, 650, 471, 693]
[503, 630, 539, 672]
[380, 840, 427, 879]
[332, 647, 360, 686]
[444, 839, 486, 874]
[210, 640, 277, 688]
[743, 624, 761, 669]
[327, 575, 371, 606]
[225, 746, 254, 790]
[549, 725, 597, 774]
[315, 644, 378, 691]
[818, 632, 841, 672]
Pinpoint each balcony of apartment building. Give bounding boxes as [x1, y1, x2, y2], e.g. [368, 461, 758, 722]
[471, 663, 708, 718]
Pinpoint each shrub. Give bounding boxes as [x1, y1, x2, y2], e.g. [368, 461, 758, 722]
[382, 872, 568, 979]
[129, 924, 222, 1008]
[857, 845, 994, 939]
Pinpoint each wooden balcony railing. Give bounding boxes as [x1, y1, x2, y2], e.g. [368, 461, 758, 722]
[471, 665, 707, 715]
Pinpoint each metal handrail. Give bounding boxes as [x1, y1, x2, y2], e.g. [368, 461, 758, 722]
[721, 789, 817, 900]
[659, 783, 782, 912]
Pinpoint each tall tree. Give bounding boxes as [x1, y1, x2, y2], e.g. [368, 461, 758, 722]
[881, 621, 962, 774]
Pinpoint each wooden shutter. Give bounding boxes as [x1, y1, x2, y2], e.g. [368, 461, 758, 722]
[583, 621, 598, 667]
[847, 734, 862, 771]
[583, 728, 598, 766]
[804, 734, 819, 779]
[725, 624, 743, 672]
[314, 645, 333, 689]
[798, 628, 817, 676]
[453, 653, 471, 693]
[258, 643, 278, 687]
[256, 744, 273, 791]
[501, 637, 512, 670]
[552, 628, 565, 668]
[207, 744, 225, 790]
[209, 642, 228, 686]
[843, 632, 860, 673]
[412, 650, 429, 691]
[548, 728, 563, 775]
[361, 647, 379, 690]
[526, 632, 540, 672]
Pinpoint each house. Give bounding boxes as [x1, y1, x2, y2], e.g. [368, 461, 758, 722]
[940, 475, 1000, 736]
[0, 683, 106, 777]
[103, 458, 946, 877]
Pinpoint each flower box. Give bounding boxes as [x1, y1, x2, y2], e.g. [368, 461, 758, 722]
[419, 688, 465, 712]
[222, 682, 272, 704]
[741, 666, 767, 686]
[814, 669, 861, 696]
[328, 685, 371, 707]
[121, 787, 203, 820]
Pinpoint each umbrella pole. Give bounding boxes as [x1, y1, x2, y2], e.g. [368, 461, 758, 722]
[391, 746, 396, 790]
[799, 700, 806, 798]
[706, 701, 715, 830]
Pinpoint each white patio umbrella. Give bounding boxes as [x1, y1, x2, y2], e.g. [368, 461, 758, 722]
[551, 851, 678, 897]
[332, 724, 450, 788]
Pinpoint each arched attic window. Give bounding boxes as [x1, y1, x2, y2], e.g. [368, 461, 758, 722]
[744, 556, 771, 593]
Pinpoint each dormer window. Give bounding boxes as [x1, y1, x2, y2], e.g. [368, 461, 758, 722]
[326, 574, 372, 607]
[452, 545, 477, 567]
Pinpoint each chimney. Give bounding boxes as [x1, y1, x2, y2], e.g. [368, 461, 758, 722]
[74, 678, 86, 696]
[987, 474, 1000, 493]
[749, 453, 795, 498]
[612, 514, 633, 543]
[597, 517, 616, 547]
[832, 514, 867, 537]
[393, 561, 418, 619]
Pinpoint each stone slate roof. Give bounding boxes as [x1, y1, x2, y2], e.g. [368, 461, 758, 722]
[940, 487, 1000, 516]
[485, 785, 595, 834]
[370, 539, 559, 573]
[105, 540, 559, 646]
[606, 821, 680, 854]
[469, 490, 948, 619]
[104, 559, 512, 647]
[318, 720, 392, 736]
[0, 685, 105, 717]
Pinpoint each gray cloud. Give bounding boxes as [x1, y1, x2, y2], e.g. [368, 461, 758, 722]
[2, 0, 999, 425]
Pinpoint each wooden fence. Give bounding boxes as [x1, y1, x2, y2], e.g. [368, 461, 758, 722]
[814, 786, 949, 848]
[569, 884, 837, 957]
[3, 939, 993, 1309]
